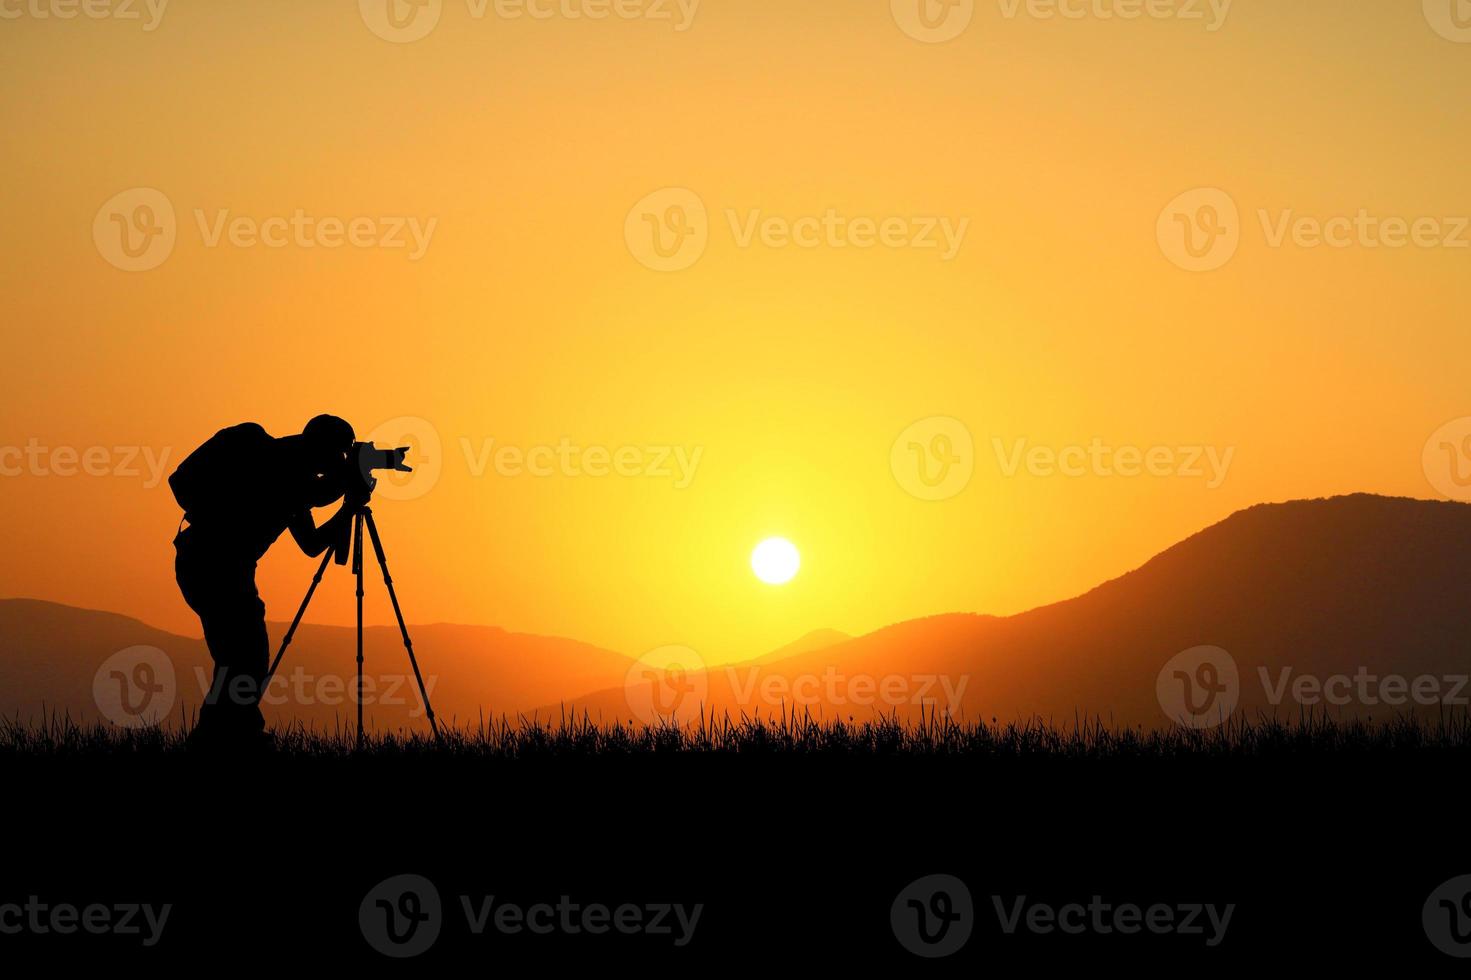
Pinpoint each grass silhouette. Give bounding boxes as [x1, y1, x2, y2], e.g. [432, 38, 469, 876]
[7, 709, 1471, 761]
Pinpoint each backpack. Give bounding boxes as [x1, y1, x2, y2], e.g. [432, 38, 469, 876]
[169, 423, 275, 523]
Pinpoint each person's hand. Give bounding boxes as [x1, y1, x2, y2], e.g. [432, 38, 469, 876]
[343, 482, 373, 512]
[327, 504, 355, 564]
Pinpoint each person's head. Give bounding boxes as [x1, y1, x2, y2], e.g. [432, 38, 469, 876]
[301, 414, 355, 475]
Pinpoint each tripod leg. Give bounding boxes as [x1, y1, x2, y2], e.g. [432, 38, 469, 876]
[258, 548, 334, 709]
[362, 508, 443, 742]
[354, 511, 366, 752]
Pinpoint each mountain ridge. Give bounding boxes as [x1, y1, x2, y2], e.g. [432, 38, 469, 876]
[549, 494, 1471, 725]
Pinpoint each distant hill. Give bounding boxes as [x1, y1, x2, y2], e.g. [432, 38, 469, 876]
[550, 495, 1471, 727]
[0, 598, 634, 730]
[748, 628, 852, 665]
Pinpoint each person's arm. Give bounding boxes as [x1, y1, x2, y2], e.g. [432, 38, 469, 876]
[288, 503, 354, 558]
[305, 468, 353, 507]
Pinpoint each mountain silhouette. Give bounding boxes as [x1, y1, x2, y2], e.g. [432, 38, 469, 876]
[552, 495, 1471, 727]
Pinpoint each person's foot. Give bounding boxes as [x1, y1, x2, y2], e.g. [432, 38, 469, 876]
[184, 722, 272, 755]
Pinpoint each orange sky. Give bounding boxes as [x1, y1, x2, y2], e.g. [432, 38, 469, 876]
[2, 2, 1469, 665]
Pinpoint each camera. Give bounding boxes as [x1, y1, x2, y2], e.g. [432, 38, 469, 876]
[328, 442, 412, 565]
[349, 441, 412, 494]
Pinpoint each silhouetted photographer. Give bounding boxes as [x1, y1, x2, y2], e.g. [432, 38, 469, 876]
[169, 415, 408, 749]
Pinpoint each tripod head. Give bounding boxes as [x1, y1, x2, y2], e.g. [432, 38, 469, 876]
[332, 499, 372, 566]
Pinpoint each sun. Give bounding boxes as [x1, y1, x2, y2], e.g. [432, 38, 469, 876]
[751, 537, 800, 585]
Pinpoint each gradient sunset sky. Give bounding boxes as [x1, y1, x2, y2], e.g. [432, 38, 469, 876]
[2, 1, 1469, 665]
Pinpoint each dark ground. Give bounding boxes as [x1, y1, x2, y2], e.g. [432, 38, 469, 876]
[1, 720, 1465, 969]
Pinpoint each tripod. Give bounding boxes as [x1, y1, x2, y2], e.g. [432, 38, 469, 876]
[260, 506, 442, 748]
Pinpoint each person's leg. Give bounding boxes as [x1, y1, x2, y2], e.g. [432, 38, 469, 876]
[178, 548, 268, 745]
[177, 544, 223, 741]
[194, 609, 264, 736]
[235, 589, 269, 735]
[194, 610, 230, 740]
[200, 574, 268, 741]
